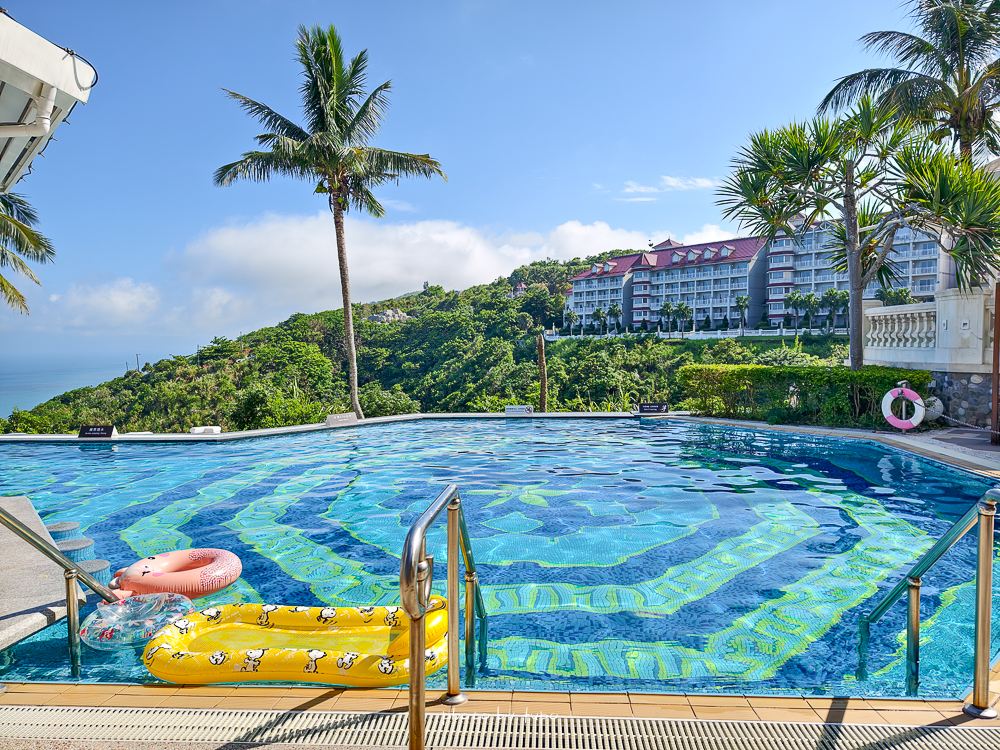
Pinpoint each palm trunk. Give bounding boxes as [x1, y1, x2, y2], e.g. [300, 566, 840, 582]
[843, 161, 864, 371]
[536, 333, 547, 413]
[331, 195, 365, 419]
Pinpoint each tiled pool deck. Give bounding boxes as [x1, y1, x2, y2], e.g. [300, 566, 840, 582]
[2, 680, 1000, 727]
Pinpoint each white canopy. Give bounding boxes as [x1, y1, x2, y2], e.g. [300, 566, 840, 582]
[0, 12, 95, 194]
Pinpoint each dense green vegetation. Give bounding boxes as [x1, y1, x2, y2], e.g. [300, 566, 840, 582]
[678, 363, 930, 429]
[1, 254, 854, 434]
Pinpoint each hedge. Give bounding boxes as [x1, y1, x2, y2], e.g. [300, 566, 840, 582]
[676, 364, 932, 429]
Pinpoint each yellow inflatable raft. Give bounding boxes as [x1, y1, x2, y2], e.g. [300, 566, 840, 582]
[143, 596, 448, 686]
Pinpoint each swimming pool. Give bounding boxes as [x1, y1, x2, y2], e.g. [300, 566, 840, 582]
[0, 418, 995, 698]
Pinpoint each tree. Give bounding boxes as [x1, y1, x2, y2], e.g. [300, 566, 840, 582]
[607, 301, 622, 332]
[565, 309, 579, 335]
[785, 289, 805, 332]
[735, 294, 751, 335]
[676, 302, 693, 338]
[803, 292, 821, 331]
[717, 97, 1000, 369]
[214, 24, 445, 418]
[0, 194, 55, 314]
[661, 301, 675, 337]
[822, 288, 850, 329]
[876, 286, 917, 306]
[819, 0, 1000, 160]
[592, 306, 608, 334]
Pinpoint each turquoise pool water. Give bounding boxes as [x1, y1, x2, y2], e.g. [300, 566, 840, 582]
[0, 418, 995, 698]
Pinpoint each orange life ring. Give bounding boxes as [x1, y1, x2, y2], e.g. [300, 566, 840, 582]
[110, 548, 242, 599]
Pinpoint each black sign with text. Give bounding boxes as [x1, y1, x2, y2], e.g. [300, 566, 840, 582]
[638, 403, 671, 414]
[78, 425, 117, 438]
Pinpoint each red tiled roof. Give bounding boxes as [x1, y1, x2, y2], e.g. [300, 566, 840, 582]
[568, 253, 645, 281]
[650, 236, 764, 268]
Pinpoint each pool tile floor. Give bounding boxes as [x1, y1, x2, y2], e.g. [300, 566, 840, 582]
[3, 680, 1000, 728]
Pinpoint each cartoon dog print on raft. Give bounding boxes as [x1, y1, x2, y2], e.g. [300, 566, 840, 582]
[290, 606, 310, 613]
[336, 652, 359, 672]
[200, 607, 222, 621]
[239, 649, 266, 672]
[317, 607, 337, 624]
[304, 649, 326, 673]
[359, 606, 375, 623]
[257, 604, 279, 628]
[173, 618, 192, 635]
[209, 651, 228, 666]
[383, 607, 401, 627]
[144, 644, 171, 662]
[377, 657, 395, 675]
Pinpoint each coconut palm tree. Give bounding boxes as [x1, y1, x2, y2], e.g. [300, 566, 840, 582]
[592, 306, 608, 335]
[819, 0, 1000, 159]
[676, 302, 693, 338]
[802, 291, 821, 332]
[734, 294, 751, 335]
[565, 309, 579, 335]
[661, 300, 675, 337]
[214, 24, 445, 418]
[607, 301, 622, 332]
[0, 194, 55, 314]
[785, 289, 805, 332]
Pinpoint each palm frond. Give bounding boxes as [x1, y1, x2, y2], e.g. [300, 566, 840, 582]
[221, 90, 309, 141]
[213, 149, 316, 186]
[0, 271, 29, 314]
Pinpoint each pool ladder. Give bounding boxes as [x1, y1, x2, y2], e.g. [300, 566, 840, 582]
[400, 484, 489, 750]
[857, 487, 1000, 717]
[0, 506, 119, 678]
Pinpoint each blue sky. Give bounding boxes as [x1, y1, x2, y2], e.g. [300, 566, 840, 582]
[1, 0, 906, 413]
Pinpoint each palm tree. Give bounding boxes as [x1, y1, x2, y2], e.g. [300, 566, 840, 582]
[592, 306, 608, 335]
[802, 291, 821, 332]
[785, 289, 804, 332]
[214, 25, 445, 418]
[607, 301, 622, 332]
[734, 294, 751, 335]
[0, 194, 55, 314]
[676, 302, 693, 338]
[566, 309, 579, 335]
[819, 0, 1000, 159]
[661, 300, 675, 338]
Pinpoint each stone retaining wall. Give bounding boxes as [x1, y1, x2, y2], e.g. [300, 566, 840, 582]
[929, 370, 993, 428]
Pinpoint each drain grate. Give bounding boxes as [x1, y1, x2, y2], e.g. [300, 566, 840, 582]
[0, 706, 998, 749]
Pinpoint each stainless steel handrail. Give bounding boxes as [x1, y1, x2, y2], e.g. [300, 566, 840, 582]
[400, 484, 488, 750]
[857, 487, 999, 716]
[0, 506, 117, 675]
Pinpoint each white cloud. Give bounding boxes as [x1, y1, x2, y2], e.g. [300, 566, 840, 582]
[623, 175, 721, 193]
[61, 278, 161, 330]
[380, 198, 417, 212]
[48, 294, 60, 302]
[681, 224, 737, 245]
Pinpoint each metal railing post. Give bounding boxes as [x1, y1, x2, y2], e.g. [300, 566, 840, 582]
[465, 571, 477, 686]
[965, 493, 998, 719]
[408, 546, 429, 750]
[442, 498, 466, 705]
[906, 576, 920, 696]
[65, 569, 81, 678]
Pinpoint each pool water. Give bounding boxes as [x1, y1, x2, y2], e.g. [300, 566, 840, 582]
[0, 418, 995, 698]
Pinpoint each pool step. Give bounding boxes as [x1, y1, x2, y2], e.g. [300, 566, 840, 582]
[77, 559, 112, 591]
[56, 537, 95, 563]
[45, 521, 81, 542]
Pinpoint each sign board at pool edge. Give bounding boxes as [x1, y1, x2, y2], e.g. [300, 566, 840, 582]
[326, 412, 359, 428]
[638, 403, 671, 414]
[505, 405, 534, 415]
[78, 425, 118, 439]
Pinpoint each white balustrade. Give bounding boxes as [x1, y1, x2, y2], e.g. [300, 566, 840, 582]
[864, 302, 937, 349]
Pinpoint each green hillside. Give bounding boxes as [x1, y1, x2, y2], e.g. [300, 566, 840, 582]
[1, 253, 847, 434]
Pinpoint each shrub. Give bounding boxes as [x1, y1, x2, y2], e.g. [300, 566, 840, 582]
[677, 364, 931, 429]
[358, 383, 421, 417]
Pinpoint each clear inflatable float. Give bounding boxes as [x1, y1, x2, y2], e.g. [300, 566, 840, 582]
[80, 592, 194, 651]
